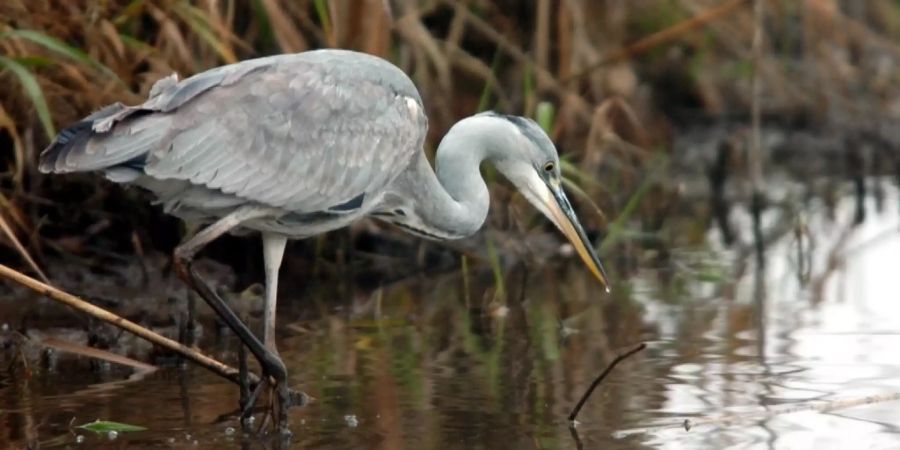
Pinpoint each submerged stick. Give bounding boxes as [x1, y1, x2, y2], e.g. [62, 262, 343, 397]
[40, 336, 157, 372]
[0, 263, 258, 386]
[614, 391, 900, 437]
[569, 342, 646, 423]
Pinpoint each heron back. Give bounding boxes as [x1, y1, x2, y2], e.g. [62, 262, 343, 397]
[39, 50, 428, 221]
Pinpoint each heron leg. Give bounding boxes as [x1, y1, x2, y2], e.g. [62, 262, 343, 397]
[262, 233, 287, 355]
[262, 233, 288, 433]
[172, 206, 293, 437]
[182, 223, 202, 347]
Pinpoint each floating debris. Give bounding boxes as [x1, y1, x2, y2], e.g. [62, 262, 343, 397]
[344, 414, 359, 427]
[75, 435, 84, 444]
[107, 430, 118, 440]
[224, 426, 236, 436]
[76, 420, 147, 434]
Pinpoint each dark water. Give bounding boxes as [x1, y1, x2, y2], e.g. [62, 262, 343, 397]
[2, 180, 900, 449]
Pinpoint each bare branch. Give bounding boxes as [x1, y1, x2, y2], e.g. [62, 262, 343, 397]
[568, 342, 646, 423]
[0, 263, 259, 387]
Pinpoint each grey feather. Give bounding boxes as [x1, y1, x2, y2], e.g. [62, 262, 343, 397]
[40, 50, 427, 224]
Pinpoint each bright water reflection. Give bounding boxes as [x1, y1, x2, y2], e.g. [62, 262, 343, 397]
[629, 181, 900, 449]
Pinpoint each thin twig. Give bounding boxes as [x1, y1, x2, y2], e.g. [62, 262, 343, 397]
[0, 263, 259, 387]
[614, 392, 900, 437]
[564, 0, 751, 82]
[568, 425, 585, 450]
[40, 336, 157, 372]
[568, 342, 646, 423]
[0, 213, 48, 283]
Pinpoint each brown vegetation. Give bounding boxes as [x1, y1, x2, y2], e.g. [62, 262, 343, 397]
[1, 0, 898, 277]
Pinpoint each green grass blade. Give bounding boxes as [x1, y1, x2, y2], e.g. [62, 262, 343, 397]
[599, 156, 669, 254]
[559, 159, 606, 190]
[313, 0, 333, 44]
[461, 255, 471, 308]
[0, 29, 120, 81]
[485, 234, 506, 300]
[522, 62, 534, 116]
[561, 176, 606, 222]
[7, 56, 54, 68]
[118, 33, 155, 52]
[0, 56, 55, 140]
[476, 47, 502, 113]
[535, 101, 555, 134]
[251, 0, 276, 51]
[77, 420, 147, 433]
[113, 0, 148, 26]
[171, 2, 237, 64]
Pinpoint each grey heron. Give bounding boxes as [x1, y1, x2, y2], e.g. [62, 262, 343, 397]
[38, 49, 610, 433]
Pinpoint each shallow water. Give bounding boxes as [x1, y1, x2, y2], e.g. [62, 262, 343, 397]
[2, 180, 900, 449]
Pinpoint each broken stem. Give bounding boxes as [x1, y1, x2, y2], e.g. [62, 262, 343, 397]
[0, 263, 259, 387]
[568, 342, 646, 423]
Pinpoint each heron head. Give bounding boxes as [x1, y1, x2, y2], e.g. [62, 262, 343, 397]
[484, 113, 611, 292]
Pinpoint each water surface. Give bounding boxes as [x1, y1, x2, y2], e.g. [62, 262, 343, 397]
[2, 180, 899, 449]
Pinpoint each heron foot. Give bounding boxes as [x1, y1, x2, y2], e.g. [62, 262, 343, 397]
[275, 382, 291, 437]
[238, 377, 309, 432]
[172, 251, 295, 434]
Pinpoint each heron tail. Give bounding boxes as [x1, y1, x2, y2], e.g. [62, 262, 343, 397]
[38, 103, 161, 176]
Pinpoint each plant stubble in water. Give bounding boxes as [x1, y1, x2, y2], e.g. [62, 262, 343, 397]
[1, 180, 900, 449]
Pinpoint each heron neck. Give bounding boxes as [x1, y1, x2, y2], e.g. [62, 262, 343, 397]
[395, 116, 510, 239]
[433, 124, 493, 235]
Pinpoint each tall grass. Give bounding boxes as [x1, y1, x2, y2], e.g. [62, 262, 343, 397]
[1, 0, 898, 274]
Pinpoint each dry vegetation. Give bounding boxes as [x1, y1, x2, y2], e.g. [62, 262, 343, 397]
[1, 0, 899, 277]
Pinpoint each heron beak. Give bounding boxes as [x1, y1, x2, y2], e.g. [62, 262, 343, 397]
[531, 176, 611, 292]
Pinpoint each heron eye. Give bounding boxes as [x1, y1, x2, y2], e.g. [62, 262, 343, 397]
[543, 162, 555, 173]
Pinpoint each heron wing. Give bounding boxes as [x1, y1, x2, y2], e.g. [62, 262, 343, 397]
[42, 51, 427, 214]
[39, 57, 276, 174]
